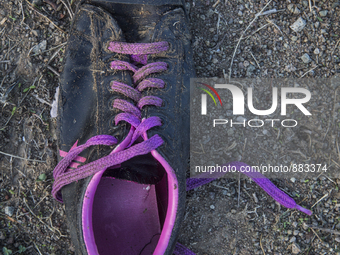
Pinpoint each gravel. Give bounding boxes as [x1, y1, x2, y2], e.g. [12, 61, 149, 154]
[0, 0, 340, 255]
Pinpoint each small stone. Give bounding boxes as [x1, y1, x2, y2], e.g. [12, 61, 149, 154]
[292, 243, 301, 254]
[314, 48, 320, 55]
[293, 230, 299, 235]
[32, 40, 47, 54]
[32, 30, 39, 37]
[285, 64, 296, 72]
[4, 206, 14, 217]
[290, 177, 296, 183]
[49, 22, 55, 29]
[290, 17, 306, 32]
[0, 17, 7, 26]
[315, 22, 320, 28]
[210, 205, 215, 210]
[236, 116, 246, 123]
[287, 230, 292, 235]
[32, 0, 43, 5]
[243, 60, 249, 67]
[319, 10, 328, 17]
[291, 36, 298, 41]
[301, 53, 311, 64]
[246, 65, 256, 77]
[332, 2, 340, 8]
[288, 4, 300, 14]
[302, 222, 309, 230]
[290, 236, 296, 243]
[335, 237, 340, 242]
[238, 11, 243, 16]
[262, 129, 268, 135]
[227, 129, 234, 136]
[212, 58, 218, 64]
[0, 231, 5, 240]
[231, 209, 237, 214]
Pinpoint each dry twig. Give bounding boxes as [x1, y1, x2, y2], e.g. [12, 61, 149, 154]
[60, 0, 74, 18]
[229, 0, 273, 80]
[24, 0, 66, 34]
[260, 234, 266, 255]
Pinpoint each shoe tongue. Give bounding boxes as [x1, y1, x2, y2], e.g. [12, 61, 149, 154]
[87, 2, 174, 42]
[102, 153, 165, 185]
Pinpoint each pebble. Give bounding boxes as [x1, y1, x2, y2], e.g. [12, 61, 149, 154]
[293, 230, 299, 235]
[290, 17, 306, 32]
[212, 58, 218, 64]
[32, 0, 43, 5]
[243, 60, 249, 67]
[32, 40, 47, 54]
[290, 236, 296, 243]
[301, 53, 311, 64]
[302, 222, 309, 230]
[319, 10, 328, 17]
[291, 36, 298, 41]
[246, 65, 256, 77]
[314, 48, 320, 55]
[32, 30, 39, 37]
[288, 4, 300, 14]
[290, 177, 296, 183]
[4, 206, 14, 217]
[210, 205, 215, 210]
[332, 2, 340, 8]
[0, 231, 5, 240]
[236, 116, 247, 122]
[285, 64, 296, 72]
[292, 243, 301, 254]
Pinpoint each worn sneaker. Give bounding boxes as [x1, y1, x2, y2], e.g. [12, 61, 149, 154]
[53, 1, 194, 255]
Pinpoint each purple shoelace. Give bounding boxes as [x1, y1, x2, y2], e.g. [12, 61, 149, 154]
[52, 42, 169, 201]
[175, 162, 312, 255]
[52, 41, 312, 254]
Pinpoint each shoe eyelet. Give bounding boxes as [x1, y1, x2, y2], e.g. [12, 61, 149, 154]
[165, 39, 177, 55]
[162, 60, 174, 75]
[109, 116, 117, 128]
[161, 98, 169, 108]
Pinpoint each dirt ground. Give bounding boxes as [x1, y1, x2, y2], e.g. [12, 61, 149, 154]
[0, 0, 340, 254]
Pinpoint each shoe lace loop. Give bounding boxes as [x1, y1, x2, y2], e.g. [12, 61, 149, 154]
[109, 41, 169, 146]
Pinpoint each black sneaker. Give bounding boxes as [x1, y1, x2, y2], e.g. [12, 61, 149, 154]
[52, 1, 194, 254]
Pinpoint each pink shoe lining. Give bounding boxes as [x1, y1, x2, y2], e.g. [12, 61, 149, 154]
[81, 127, 178, 255]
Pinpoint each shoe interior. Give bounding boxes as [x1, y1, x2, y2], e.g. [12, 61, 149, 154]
[91, 166, 168, 254]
